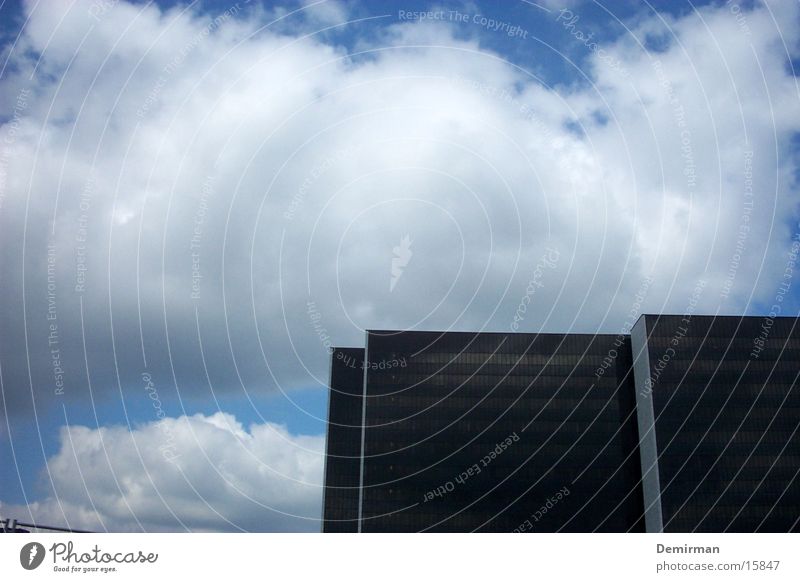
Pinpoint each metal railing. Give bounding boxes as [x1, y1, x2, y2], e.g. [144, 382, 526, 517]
[1, 518, 93, 533]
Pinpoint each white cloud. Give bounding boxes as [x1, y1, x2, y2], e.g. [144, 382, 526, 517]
[1, 413, 324, 531]
[1, 0, 799, 530]
[299, 0, 349, 28]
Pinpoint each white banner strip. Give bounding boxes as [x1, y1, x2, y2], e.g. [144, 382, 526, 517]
[2, 533, 797, 581]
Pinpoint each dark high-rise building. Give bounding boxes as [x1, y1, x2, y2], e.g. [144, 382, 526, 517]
[322, 315, 800, 533]
[324, 331, 646, 532]
[322, 347, 365, 533]
[632, 314, 800, 532]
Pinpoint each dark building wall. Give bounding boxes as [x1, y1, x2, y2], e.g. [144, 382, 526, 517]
[322, 347, 365, 533]
[359, 331, 645, 532]
[632, 315, 800, 532]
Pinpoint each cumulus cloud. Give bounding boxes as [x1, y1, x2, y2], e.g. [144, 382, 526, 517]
[1, 0, 799, 530]
[0, 412, 324, 531]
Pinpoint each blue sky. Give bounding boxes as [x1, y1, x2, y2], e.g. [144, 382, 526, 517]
[0, 0, 798, 531]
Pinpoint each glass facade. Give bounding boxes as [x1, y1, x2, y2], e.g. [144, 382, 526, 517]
[322, 347, 365, 533]
[632, 315, 800, 532]
[359, 331, 645, 532]
[323, 316, 799, 533]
